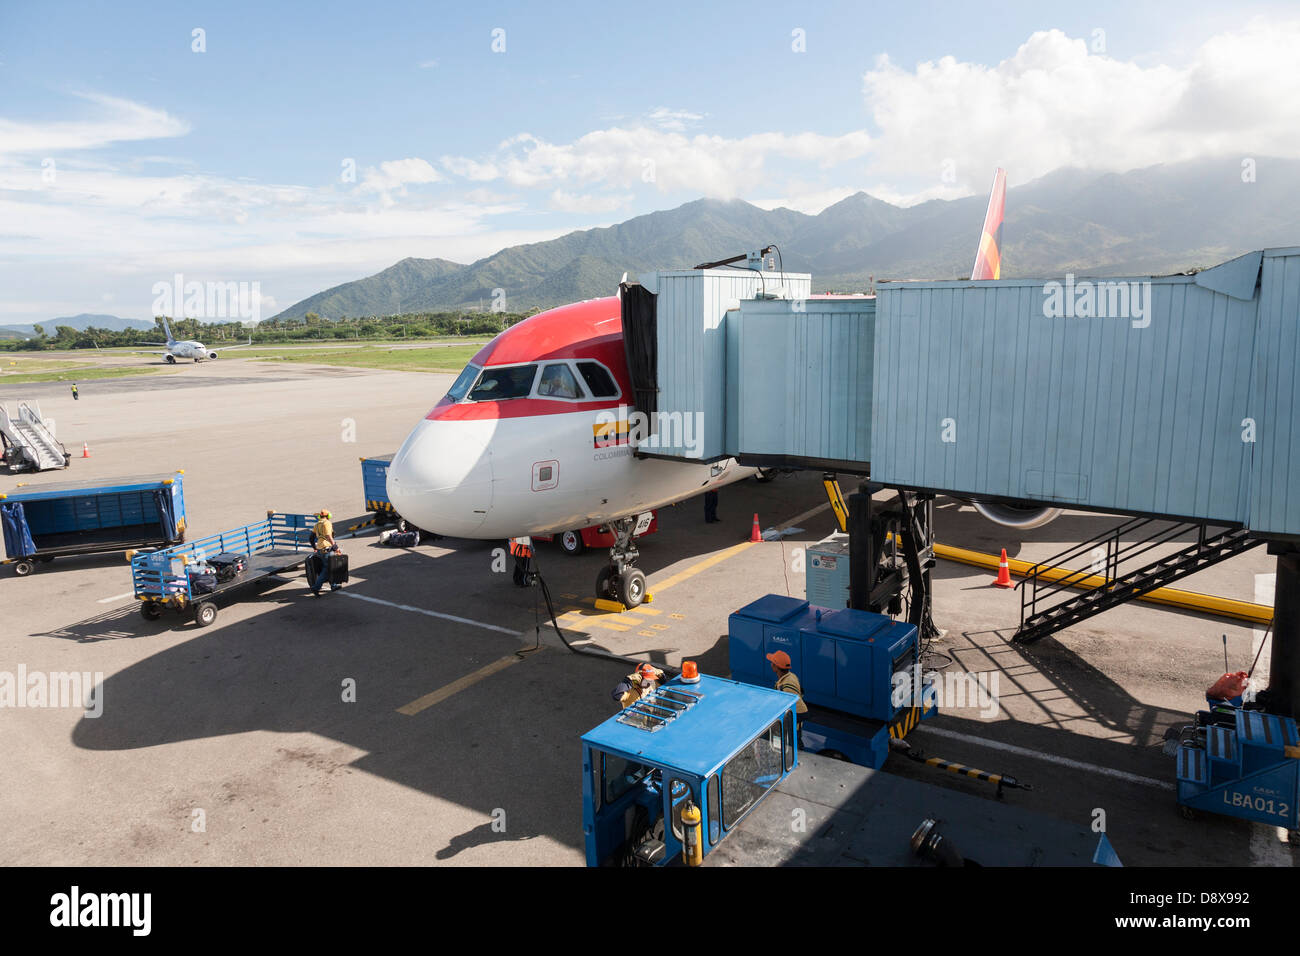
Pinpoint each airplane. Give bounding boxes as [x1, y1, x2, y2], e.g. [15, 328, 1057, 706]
[140, 316, 252, 363]
[386, 168, 1056, 608]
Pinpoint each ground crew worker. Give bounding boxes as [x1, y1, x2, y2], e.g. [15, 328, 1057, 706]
[612, 663, 665, 709]
[767, 651, 808, 715]
[70, 383, 79, 401]
[310, 508, 340, 595]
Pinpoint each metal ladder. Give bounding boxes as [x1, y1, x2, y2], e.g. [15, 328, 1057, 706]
[1014, 517, 1262, 644]
[0, 401, 69, 471]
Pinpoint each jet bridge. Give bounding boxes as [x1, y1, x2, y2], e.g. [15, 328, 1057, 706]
[625, 247, 1300, 714]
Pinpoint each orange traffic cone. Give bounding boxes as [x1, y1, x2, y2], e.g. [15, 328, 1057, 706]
[993, 548, 1013, 588]
[81, 443, 91, 458]
[750, 513, 763, 543]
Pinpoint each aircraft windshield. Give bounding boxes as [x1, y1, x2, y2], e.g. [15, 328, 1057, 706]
[467, 364, 537, 401]
[446, 364, 481, 402]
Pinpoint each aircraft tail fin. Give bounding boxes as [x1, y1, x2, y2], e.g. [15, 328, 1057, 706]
[160, 315, 175, 344]
[970, 168, 1006, 280]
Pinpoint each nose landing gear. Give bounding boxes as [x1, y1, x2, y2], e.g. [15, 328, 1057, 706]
[595, 515, 649, 608]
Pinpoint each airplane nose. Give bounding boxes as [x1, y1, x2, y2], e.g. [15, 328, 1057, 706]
[386, 418, 494, 536]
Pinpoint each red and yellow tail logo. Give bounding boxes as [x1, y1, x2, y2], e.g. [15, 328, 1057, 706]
[970, 168, 1006, 281]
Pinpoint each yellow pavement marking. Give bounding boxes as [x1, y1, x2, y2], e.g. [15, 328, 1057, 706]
[638, 630, 656, 637]
[651, 624, 670, 631]
[586, 618, 632, 632]
[397, 653, 530, 716]
[647, 501, 831, 595]
[670, 613, 686, 620]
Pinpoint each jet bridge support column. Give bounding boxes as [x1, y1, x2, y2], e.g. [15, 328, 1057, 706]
[1265, 547, 1300, 720]
[848, 487, 937, 641]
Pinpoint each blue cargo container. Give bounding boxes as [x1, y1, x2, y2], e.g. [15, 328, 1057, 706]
[728, 594, 931, 768]
[1, 471, 186, 576]
[361, 454, 395, 518]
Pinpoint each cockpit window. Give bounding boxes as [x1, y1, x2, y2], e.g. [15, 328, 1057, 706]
[467, 364, 537, 401]
[446, 364, 481, 402]
[577, 361, 619, 398]
[537, 363, 583, 399]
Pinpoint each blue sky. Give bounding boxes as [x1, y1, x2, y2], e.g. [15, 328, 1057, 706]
[2, 0, 1299, 323]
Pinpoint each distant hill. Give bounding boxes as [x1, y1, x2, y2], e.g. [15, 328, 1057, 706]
[0, 314, 157, 337]
[276, 257, 466, 322]
[272, 157, 1300, 321]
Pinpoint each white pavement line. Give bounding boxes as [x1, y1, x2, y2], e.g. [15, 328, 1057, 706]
[915, 724, 1173, 791]
[97, 591, 137, 604]
[340, 591, 519, 635]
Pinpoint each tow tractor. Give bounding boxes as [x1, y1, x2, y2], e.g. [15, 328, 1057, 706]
[1172, 702, 1300, 841]
[582, 664, 1117, 866]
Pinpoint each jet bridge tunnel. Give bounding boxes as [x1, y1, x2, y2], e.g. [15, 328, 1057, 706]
[622, 248, 1300, 715]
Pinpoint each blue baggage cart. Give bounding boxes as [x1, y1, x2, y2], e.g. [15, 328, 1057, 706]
[1, 471, 186, 576]
[131, 511, 315, 627]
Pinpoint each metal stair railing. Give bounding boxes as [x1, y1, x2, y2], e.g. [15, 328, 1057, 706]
[1014, 519, 1259, 644]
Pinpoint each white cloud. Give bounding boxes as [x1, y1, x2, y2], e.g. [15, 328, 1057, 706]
[861, 20, 1300, 196]
[418, 59, 438, 69]
[359, 157, 443, 193]
[648, 107, 705, 132]
[548, 189, 633, 214]
[0, 92, 189, 156]
[443, 127, 873, 197]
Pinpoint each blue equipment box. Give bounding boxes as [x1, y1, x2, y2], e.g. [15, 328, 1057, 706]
[728, 594, 919, 722]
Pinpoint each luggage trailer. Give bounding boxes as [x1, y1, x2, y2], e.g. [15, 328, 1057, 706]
[1, 472, 186, 576]
[131, 511, 315, 628]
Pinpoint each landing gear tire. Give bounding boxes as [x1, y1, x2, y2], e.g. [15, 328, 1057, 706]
[194, 602, 218, 627]
[617, 568, 646, 608]
[596, 566, 617, 600]
[140, 603, 164, 621]
[13, 560, 34, 577]
[165, 354, 176, 364]
[560, 531, 585, 556]
[396, 517, 410, 533]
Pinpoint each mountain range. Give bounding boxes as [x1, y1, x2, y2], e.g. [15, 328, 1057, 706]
[0, 314, 157, 338]
[235, 157, 1300, 321]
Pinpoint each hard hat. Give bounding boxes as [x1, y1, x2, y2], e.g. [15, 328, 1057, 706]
[319, 509, 332, 519]
[637, 664, 664, 680]
[766, 651, 792, 669]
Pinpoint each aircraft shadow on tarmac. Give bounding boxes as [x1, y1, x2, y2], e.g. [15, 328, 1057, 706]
[56, 532, 746, 857]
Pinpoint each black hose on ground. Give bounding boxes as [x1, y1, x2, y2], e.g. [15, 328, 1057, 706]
[528, 555, 679, 675]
